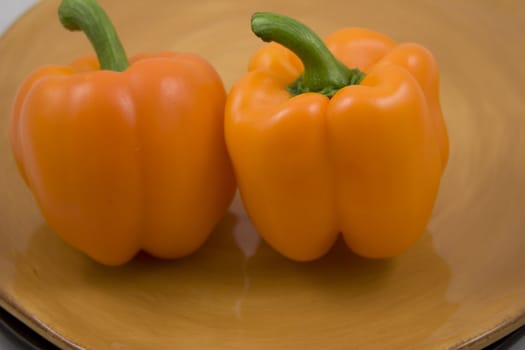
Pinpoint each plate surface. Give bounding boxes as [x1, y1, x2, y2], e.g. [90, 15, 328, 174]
[1, 0, 525, 349]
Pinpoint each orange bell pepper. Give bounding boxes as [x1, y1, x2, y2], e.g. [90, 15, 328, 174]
[10, 0, 235, 265]
[225, 13, 449, 261]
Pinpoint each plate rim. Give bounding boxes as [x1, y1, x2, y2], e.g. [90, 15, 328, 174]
[2, 286, 525, 350]
[0, 294, 78, 350]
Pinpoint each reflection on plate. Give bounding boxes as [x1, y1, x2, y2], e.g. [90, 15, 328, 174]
[1, 0, 525, 349]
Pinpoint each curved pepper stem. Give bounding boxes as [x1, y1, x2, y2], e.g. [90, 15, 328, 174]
[251, 12, 365, 97]
[59, 0, 129, 71]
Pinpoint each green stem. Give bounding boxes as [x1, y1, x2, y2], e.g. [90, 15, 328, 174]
[59, 0, 129, 71]
[251, 12, 365, 97]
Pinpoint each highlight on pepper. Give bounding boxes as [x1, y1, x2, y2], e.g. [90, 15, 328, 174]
[225, 12, 449, 261]
[9, 0, 236, 265]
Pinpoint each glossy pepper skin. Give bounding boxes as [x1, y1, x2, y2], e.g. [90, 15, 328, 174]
[225, 13, 448, 261]
[10, 0, 235, 266]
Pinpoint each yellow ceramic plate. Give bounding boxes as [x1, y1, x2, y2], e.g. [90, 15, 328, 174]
[1, 0, 524, 349]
